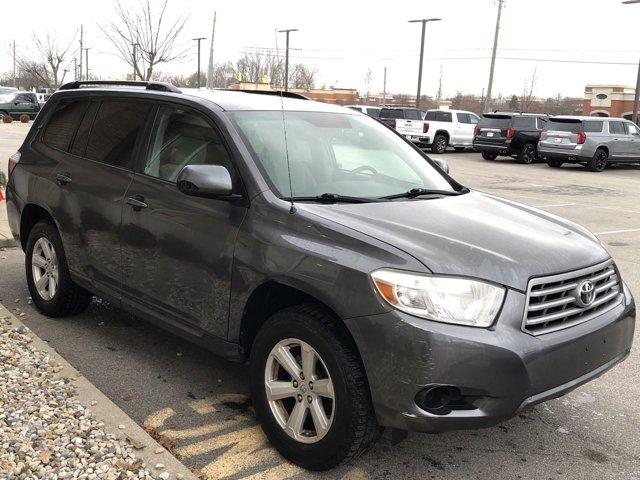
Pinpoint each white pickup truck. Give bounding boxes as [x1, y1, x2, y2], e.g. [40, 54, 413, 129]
[395, 109, 480, 154]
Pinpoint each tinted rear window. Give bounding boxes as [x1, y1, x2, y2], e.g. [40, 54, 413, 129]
[609, 121, 625, 135]
[512, 116, 536, 129]
[380, 109, 404, 119]
[42, 101, 89, 152]
[85, 100, 151, 168]
[479, 115, 511, 128]
[367, 107, 381, 118]
[547, 120, 581, 133]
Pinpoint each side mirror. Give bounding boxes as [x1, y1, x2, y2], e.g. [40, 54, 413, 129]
[433, 158, 450, 174]
[176, 164, 239, 201]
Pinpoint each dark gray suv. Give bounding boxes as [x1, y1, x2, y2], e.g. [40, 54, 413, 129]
[5, 81, 636, 471]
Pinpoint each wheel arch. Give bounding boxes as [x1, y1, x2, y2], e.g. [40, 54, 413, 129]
[435, 130, 450, 141]
[239, 280, 363, 361]
[19, 203, 58, 252]
[595, 145, 609, 157]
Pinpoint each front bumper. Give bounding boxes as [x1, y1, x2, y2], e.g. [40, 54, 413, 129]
[345, 284, 635, 432]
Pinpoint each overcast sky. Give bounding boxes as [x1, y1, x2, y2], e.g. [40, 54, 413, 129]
[2, 0, 639, 99]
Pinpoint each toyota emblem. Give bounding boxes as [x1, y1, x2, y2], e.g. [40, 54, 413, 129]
[575, 280, 596, 307]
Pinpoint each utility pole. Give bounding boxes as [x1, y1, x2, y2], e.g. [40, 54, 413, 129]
[382, 66, 387, 106]
[131, 43, 139, 80]
[206, 12, 217, 89]
[484, 0, 504, 112]
[74, 58, 77, 81]
[622, 0, 640, 124]
[408, 18, 442, 108]
[84, 48, 90, 80]
[192, 37, 206, 88]
[12, 40, 16, 88]
[79, 25, 83, 82]
[278, 28, 299, 91]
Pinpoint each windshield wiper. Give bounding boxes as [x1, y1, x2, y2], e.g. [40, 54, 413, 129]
[287, 193, 384, 204]
[381, 187, 469, 200]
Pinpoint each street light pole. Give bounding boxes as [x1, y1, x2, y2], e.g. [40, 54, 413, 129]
[484, 0, 504, 112]
[192, 37, 206, 88]
[408, 18, 441, 108]
[278, 28, 299, 91]
[622, 0, 640, 124]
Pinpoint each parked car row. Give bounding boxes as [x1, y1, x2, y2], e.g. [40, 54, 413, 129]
[0, 90, 41, 121]
[474, 112, 640, 171]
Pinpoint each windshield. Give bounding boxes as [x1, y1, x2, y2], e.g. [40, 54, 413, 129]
[230, 111, 456, 199]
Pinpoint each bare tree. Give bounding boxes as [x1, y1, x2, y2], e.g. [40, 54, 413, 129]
[100, 0, 189, 81]
[290, 64, 318, 91]
[14, 32, 75, 89]
[520, 66, 538, 112]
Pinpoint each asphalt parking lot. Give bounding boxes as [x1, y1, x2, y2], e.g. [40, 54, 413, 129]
[1, 123, 639, 479]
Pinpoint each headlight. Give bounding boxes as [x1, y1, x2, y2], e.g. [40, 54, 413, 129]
[371, 269, 505, 327]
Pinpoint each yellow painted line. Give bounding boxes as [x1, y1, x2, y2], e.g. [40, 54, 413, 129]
[143, 407, 175, 430]
[160, 417, 246, 441]
[188, 393, 250, 415]
[240, 462, 302, 480]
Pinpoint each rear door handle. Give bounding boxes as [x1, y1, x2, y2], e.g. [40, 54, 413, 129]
[126, 195, 148, 211]
[55, 173, 72, 185]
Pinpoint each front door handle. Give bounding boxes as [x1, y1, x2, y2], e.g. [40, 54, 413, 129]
[126, 195, 148, 211]
[55, 173, 72, 186]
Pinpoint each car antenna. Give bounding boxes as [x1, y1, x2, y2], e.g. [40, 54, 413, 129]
[277, 51, 296, 214]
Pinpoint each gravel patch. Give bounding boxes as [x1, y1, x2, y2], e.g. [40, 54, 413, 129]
[0, 316, 165, 479]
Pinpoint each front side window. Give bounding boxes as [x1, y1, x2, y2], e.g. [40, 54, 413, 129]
[625, 123, 639, 135]
[42, 100, 89, 152]
[85, 100, 151, 168]
[144, 107, 234, 183]
[230, 111, 455, 199]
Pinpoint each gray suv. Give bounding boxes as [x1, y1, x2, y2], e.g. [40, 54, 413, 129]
[5, 81, 636, 470]
[539, 116, 640, 171]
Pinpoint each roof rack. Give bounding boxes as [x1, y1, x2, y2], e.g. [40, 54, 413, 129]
[233, 89, 310, 100]
[58, 80, 181, 94]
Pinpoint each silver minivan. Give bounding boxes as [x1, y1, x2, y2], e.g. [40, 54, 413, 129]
[539, 116, 640, 171]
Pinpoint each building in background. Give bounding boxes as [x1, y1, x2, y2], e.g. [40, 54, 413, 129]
[583, 85, 636, 119]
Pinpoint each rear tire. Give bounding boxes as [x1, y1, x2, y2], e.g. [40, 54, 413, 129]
[25, 221, 92, 317]
[431, 134, 448, 154]
[547, 159, 563, 168]
[481, 152, 498, 160]
[517, 143, 537, 164]
[587, 149, 608, 172]
[250, 304, 380, 470]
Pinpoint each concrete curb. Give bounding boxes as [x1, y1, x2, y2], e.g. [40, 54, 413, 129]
[0, 302, 199, 480]
[0, 238, 18, 248]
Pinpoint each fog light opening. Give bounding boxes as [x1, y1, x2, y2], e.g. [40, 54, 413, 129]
[415, 385, 478, 415]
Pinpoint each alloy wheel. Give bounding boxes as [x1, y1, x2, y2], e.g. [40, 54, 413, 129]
[522, 144, 535, 164]
[595, 151, 607, 170]
[436, 137, 447, 153]
[264, 338, 335, 444]
[31, 237, 59, 301]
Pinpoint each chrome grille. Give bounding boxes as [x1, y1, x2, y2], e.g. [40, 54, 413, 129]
[523, 259, 622, 335]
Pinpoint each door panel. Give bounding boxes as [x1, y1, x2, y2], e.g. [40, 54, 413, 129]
[121, 106, 247, 338]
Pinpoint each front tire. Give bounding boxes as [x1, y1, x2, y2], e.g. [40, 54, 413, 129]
[587, 149, 608, 172]
[431, 134, 448, 154]
[518, 143, 537, 164]
[250, 305, 380, 470]
[25, 220, 92, 317]
[481, 151, 498, 160]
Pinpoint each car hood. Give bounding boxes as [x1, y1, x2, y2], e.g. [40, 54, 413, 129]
[298, 191, 609, 291]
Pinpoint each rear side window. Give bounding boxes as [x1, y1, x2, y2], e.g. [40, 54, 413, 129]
[457, 113, 478, 124]
[42, 101, 89, 152]
[425, 111, 437, 121]
[85, 100, 151, 169]
[70, 102, 100, 157]
[435, 111, 453, 122]
[479, 115, 511, 128]
[367, 107, 381, 118]
[512, 116, 536, 129]
[584, 121, 603, 133]
[609, 121, 625, 135]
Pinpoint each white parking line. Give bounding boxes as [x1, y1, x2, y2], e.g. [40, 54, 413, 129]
[595, 228, 640, 235]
